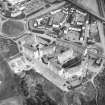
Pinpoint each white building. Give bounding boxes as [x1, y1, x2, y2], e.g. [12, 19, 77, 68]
[7, 0, 25, 5]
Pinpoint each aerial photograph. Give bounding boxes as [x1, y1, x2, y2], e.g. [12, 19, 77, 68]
[0, 0, 105, 105]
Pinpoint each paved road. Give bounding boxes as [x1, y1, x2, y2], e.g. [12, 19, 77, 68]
[96, 0, 105, 17]
[56, 38, 105, 59]
[97, 21, 105, 56]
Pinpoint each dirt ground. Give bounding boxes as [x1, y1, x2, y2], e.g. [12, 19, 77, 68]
[76, 0, 99, 14]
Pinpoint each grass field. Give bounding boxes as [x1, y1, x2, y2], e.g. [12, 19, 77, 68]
[2, 20, 25, 38]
